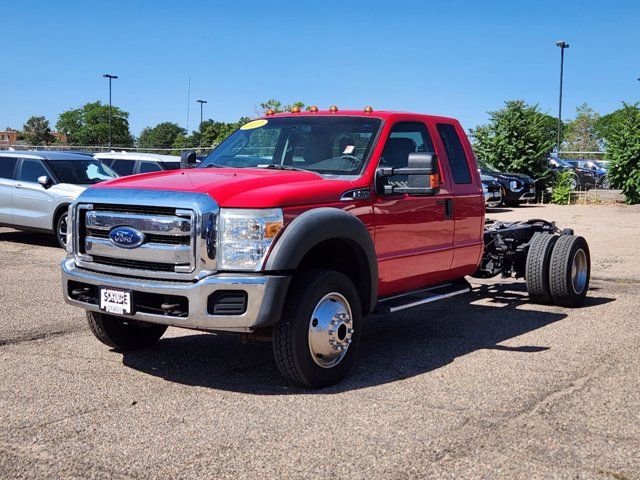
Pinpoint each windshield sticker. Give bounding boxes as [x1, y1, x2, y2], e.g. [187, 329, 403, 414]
[240, 119, 268, 130]
[342, 145, 355, 155]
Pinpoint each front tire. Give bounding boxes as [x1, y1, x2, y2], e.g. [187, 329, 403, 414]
[55, 211, 69, 249]
[86, 311, 167, 350]
[273, 269, 362, 389]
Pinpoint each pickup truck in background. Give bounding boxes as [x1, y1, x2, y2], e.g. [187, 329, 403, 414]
[61, 108, 591, 388]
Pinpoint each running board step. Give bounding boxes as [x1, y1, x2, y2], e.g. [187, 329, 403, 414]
[373, 278, 472, 314]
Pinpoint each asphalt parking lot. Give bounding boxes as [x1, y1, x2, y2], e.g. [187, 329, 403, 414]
[1, 204, 639, 479]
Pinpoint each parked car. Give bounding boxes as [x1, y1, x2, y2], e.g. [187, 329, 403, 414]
[564, 159, 610, 189]
[548, 157, 597, 190]
[481, 173, 502, 208]
[0, 151, 117, 247]
[477, 160, 536, 206]
[62, 108, 592, 388]
[94, 152, 183, 176]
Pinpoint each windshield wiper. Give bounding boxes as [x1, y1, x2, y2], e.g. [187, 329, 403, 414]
[257, 164, 308, 172]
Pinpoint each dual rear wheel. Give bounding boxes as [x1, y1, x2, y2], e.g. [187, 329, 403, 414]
[526, 233, 590, 307]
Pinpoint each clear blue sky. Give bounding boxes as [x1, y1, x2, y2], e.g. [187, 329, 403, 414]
[1, 0, 638, 136]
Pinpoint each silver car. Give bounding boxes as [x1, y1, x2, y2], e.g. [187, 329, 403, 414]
[0, 151, 117, 247]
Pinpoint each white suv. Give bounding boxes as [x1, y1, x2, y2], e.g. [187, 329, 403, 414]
[94, 151, 183, 176]
[0, 151, 117, 247]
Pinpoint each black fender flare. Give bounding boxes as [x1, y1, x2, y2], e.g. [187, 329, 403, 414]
[265, 207, 378, 314]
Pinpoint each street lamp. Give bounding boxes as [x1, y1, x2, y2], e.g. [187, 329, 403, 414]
[555, 41, 569, 150]
[196, 99, 207, 128]
[102, 74, 118, 149]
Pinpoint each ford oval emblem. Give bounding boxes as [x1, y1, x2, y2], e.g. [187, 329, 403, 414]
[109, 226, 145, 249]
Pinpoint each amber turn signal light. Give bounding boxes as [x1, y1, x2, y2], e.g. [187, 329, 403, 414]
[364, 106, 374, 113]
[290, 106, 301, 114]
[308, 105, 319, 112]
[329, 105, 339, 113]
[265, 109, 275, 116]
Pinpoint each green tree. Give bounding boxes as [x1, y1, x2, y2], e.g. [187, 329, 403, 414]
[22, 116, 55, 145]
[138, 122, 186, 149]
[470, 100, 556, 181]
[56, 101, 134, 147]
[563, 103, 601, 154]
[595, 107, 629, 148]
[605, 103, 640, 204]
[258, 99, 306, 114]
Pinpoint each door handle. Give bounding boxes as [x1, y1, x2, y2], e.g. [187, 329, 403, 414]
[437, 198, 453, 219]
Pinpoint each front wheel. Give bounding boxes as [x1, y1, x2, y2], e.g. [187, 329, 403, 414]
[86, 311, 167, 350]
[273, 269, 362, 389]
[55, 211, 69, 249]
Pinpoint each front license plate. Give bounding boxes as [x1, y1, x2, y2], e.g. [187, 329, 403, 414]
[100, 287, 132, 315]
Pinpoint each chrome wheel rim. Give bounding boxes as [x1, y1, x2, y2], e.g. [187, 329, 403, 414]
[58, 213, 68, 247]
[308, 292, 353, 368]
[570, 177, 577, 190]
[571, 248, 588, 294]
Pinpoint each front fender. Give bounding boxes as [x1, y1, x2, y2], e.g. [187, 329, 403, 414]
[264, 207, 378, 314]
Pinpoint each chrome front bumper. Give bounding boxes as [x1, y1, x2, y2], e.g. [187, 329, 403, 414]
[61, 258, 290, 333]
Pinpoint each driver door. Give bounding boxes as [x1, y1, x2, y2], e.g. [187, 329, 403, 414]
[373, 121, 455, 297]
[11, 158, 55, 230]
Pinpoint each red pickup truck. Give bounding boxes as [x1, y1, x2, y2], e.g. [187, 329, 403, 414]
[62, 108, 591, 388]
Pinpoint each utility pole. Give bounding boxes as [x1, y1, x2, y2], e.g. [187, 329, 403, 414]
[197, 99, 208, 128]
[555, 41, 569, 150]
[102, 74, 118, 149]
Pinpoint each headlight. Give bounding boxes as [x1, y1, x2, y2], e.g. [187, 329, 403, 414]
[482, 184, 488, 193]
[509, 180, 522, 191]
[218, 208, 283, 271]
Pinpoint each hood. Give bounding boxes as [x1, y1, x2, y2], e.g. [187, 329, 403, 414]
[482, 169, 533, 182]
[52, 183, 87, 197]
[93, 168, 356, 208]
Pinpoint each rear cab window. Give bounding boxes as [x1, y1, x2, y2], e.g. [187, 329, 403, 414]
[436, 123, 472, 185]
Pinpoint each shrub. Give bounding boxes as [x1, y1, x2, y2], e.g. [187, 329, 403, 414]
[605, 103, 640, 204]
[550, 170, 574, 205]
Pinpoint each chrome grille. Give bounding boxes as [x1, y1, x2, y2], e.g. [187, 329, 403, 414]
[71, 189, 219, 281]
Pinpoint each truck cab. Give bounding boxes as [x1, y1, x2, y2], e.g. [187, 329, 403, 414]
[61, 109, 505, 387]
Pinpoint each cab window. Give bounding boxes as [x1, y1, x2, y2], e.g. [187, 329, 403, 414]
[379, 122, 435, 188]
[436, 123, 471, 184]
[18, 159, 49, 183]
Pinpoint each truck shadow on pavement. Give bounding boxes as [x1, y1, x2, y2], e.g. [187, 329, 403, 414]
[121, 281, 615, 394]
[0, 230, 59, 248]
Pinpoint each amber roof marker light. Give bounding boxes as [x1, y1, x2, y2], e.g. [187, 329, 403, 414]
[364, 106, 374, 114]
[309, 105, 319, 113]
[265, 109, 276, 116]
[290, 106, 301, 114]
[329, 105, 339, 113]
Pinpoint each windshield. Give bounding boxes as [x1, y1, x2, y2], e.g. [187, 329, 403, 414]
[45, 159, 118, 185]
[198, 116, 382, 175]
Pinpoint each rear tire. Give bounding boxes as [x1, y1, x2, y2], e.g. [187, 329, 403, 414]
[86, 311, 167, 350]
[273, 269, 362, 389]
[549, 235, 590, 307]
[525, 233, 558, 304]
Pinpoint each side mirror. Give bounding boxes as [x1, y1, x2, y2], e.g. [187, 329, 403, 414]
[37, 175, 52, 189]
[376, 153, 440, 196]
[180, 151, 197, 169]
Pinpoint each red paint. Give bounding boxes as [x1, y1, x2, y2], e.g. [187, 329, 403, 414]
[94, 110, 485, 298]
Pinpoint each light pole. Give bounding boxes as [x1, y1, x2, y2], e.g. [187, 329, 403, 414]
[102, 74, 118, 148]
[555, 41, 569, 150]
[196, 99, 207, 128]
